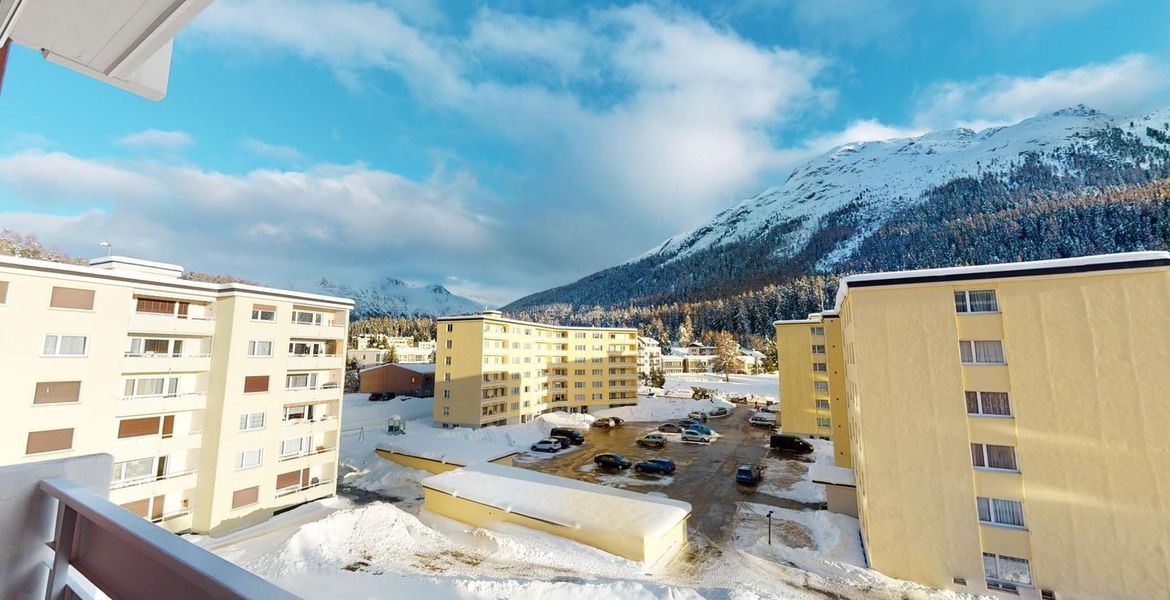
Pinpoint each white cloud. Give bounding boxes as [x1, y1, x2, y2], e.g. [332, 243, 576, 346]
[115, 129, 195, 150]
[242, 138, 305, 163]
[914, 54, 1170, 130]
[784, 0, 911, 46]
[973, 0, 1111, 31]
[467, 9, 593, 76]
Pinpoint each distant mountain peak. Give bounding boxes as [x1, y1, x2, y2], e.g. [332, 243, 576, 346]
[320, 277, 485, 319]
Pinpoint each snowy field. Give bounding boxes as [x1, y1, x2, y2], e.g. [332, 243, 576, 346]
[195, 392, 976, 600]
[657, 372, 779, 402]
[593, 395, 735, 422]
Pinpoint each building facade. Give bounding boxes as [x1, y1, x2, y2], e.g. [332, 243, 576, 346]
[636, 336, 663, 377]
[781, 252, 1170, 599]
[774, 313, 850, 465]
[0, 255, 351, 535]
[433, 311, 639, 427]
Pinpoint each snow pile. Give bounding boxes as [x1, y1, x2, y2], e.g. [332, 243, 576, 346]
[734, 502, 867, 578]
[593, 396, 735, 423]
[421, 463, 691, 540]
[659, 373, 778, 401]
[758, 438, 834, 504]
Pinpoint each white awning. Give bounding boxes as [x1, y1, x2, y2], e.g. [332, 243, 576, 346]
[0, 0, 213, 100]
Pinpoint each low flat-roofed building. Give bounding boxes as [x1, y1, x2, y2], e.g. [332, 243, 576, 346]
[421, 462, 690, 565]
[375, 437, 515, 474]
[359, 363, 435, 397]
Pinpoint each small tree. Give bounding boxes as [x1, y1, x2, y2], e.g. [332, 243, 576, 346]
[650, 367, 666, 388]
[676, 315, 694, 347]
[388, 345, 399, 363]
[713, 331, 740, 382]
[344, 356, 361, 392]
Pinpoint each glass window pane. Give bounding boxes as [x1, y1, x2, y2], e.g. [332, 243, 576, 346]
[982, 392, 1011, 415]
[965, 391, 980, 414]
[971, 444, 985, 467]
[43, 335, 58, 355]
[974, 341, 1004, 363]
[976, 497, 991, 522]
[986, 445, 1017, 470]
[996, 555, 1032, 585]
[982, 553, 998, 579]
[968, 290, 998, 312]
[954, 291, 968, 313]
[994, 499, 1025, 527]
[60, 336, 86, 355]
[959, 341, 974, 363]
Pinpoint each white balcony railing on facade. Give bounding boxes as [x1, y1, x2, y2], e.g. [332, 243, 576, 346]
[274, 479, 334, 498]
[277, 446, 336, 463]
[110, 469, 197, 490]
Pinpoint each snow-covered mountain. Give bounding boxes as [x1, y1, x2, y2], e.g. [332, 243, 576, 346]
[506, 106, 1170, 311]
[320, 278, 486, 320]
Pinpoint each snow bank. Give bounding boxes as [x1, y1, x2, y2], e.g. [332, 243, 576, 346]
[734, 502, 866, 577]
[757, 438, 834, 504]
[593, 396, 735, 423]
[421, 463, 691, 540]
[660, 373, 778, 400]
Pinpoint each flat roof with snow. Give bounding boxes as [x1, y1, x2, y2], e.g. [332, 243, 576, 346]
[421, 462, 691, 539]
[809, 462, 856, 487]
[376, 436, 516, 467]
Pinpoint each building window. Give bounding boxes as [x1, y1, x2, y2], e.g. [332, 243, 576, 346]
[983, 553, 1032, 590]
[26, 428, 74, 454]
[814, 381, 829, 392]
[231, 486, 259, 509]
[811, 344, 826, 354]
[248, 341, 273, 357]
[966, 391, 1011, 416]
[443, 390, 450, 399]
[239, 412, 266, 431]
[443, 372, 451, 382]
[592, 381, 602, 388]
[971, 443, 1018, 471]
[444, 356, 452, 365]
[445, 340, 453, 349]
[815, 399, 830, 410]
[42, 335, 88, 356]
[959, 340, 1005, 364]
[236, 448, 263, 470]
[0, 280, 7, 303]
[124, 377, 179, 398]
[251, 304, 276, 321]
[955, 290, 999, 313]
[243, 375, 270, 393]
[33, 381, 82, 404]
[291, 310, 322, 325]
[816, 417, 831, 428]
[812, 362, 827, 372]
[49, 287, 95, 310]
[117, 416, 173, 439]
[977, 497, 1025, 528]
[810, 326, 825, 336]
[112, 457, 156, 483]
[280, 436, 311, 457]
[446, 324, 453, 332]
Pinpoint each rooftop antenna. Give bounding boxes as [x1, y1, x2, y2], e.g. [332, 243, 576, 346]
[98, 241, 112, 256]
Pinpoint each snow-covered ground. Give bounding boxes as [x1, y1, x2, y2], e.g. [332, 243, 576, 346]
[656, 372, 778, 403]
[195, 392, 976, 599]
[593, 395, 736, 422]
[757, 438, 833, 504]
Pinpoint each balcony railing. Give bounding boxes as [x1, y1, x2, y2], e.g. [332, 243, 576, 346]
[277, 446, 336, 462]
[36, 476, 297, 600]
[275, 479, 334, 498]
[110, 469, 197, 490]
[120, 391, 207, 402]
[123, 353, 212, 359]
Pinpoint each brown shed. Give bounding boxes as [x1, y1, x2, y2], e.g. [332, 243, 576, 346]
[358, 363, 436, 397]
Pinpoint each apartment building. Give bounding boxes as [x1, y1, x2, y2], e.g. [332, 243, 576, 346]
[0, 255, 352, 535]
[774, 313, 850, 467]
[433, 311, 639, 427]
[636, 336, 663, 377]
[779, 252, 1170, 599]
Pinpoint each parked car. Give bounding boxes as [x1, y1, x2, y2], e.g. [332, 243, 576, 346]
[736, 463, 763, 485]
[658, 423, 684, 434]
[531, 439, 561, 453]
[593, 453, 632, 469]
[368, 392, 396, 402]
[687, 424, 715, 436]
[680, 429, 712, 443]
[635, 457, 677, 475]
[770, 433, 814, 454]
[759, 403, 780, 413]
[591, 418, 615, 428]
[550, 435, 574, 449]
[550, 428, 585, 445]
[708, 406, 730, 417]
[636, 433, 668, 448]
[609, 416, 626, 426]
[687, 411, 709, 422]
[678, 418, 701, 429]
[749, 413, 777, 427]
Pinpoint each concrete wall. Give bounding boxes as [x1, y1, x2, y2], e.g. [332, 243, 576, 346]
[825, 484, 858, 518]
[374, 449, 515, 475]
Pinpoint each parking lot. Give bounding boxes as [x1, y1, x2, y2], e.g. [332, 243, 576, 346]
[516, 405, 822, 543]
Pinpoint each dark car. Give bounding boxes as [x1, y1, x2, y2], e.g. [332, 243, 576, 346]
[658, 423, 684, 433]
[770, 433, 815, 454]
[635, 457, 677, 475]
[550, 428, 585, 445]
[550, 435, 574, 449]
[368, 392, 396, 402]
[593, 453, 632, 469]
[736, 463, 763, 485]
[678, 418, 700, 429]
[609, 416, 625, 426]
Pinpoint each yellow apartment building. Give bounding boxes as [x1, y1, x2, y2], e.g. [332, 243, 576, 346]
[774, 312, 851, 467]
[0, 254, 351, 535]
[434, 311, 638, 427]
[785, 251, 1170, 599]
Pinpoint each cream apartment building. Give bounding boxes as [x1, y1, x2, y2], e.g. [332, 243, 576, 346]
[0, 254, 351, 535]
[434, 311, 638, 427]
[778, 252, 1170, 599]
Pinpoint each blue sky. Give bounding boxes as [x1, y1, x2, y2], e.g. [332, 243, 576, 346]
[1, 0, 1169, 305]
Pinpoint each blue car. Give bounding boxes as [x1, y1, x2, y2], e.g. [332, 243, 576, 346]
[688, 424, 714, 436]
[635, 457, 677, 475]
[736, 463, 763, 485]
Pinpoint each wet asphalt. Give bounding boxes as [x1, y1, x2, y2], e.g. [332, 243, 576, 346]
[516, 406, 821, 543]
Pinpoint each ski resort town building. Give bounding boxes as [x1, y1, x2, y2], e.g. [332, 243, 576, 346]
[775, 251, 1170, 599]
[433, 311, 638, 427]
[636, 336, 663, 377]
[0, 254, 351, 535]
[774, 313, 850, 466]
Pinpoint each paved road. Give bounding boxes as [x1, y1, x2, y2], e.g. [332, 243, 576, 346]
[517, 406, 820, 543]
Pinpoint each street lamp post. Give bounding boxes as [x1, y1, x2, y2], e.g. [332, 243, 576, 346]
[767, 510, 774, 545]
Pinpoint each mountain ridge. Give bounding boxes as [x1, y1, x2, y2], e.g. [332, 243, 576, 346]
[320, 277, 486, 320]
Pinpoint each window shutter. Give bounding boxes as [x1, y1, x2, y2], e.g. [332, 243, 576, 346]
[276, 470, 300, 489]
[33, 381, 82, 404]
[161, 415, 175, 437]
[118, 417, 161, 439]
[26, 428, 74, 454]
[121, 499, 150, 517]
[151, 495, 165, 520]
[50, 287, 95, 310]
[244, 375, 269, 393]
[231, 486, 259, 509]
[135, 298, 176, 314]
[0, 280, 7, 303]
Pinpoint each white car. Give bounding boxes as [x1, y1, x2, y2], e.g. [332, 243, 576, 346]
[530, 439, 562, 453]
[749, 413, 777, 426]
[681, 429, 712, 443]
[759, 403, 780, 413]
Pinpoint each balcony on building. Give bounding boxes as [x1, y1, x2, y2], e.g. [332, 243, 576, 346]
[127, 295, 216, 337]
[288, 307, 346, 340]
[283, 372, 342, 403]
[123, 336, 213, 374]
[287, 339, 342, 370]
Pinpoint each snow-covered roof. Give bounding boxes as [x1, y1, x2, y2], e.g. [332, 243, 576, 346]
[832, 251, 1170, 311]
[436, 313, 637, 332]
[421, 462, 691, 539]
[376, 436, 515, 467]
[359, 362, 437, 374]
[637, 336, 660, 346]
[809, 462, 856, 487]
